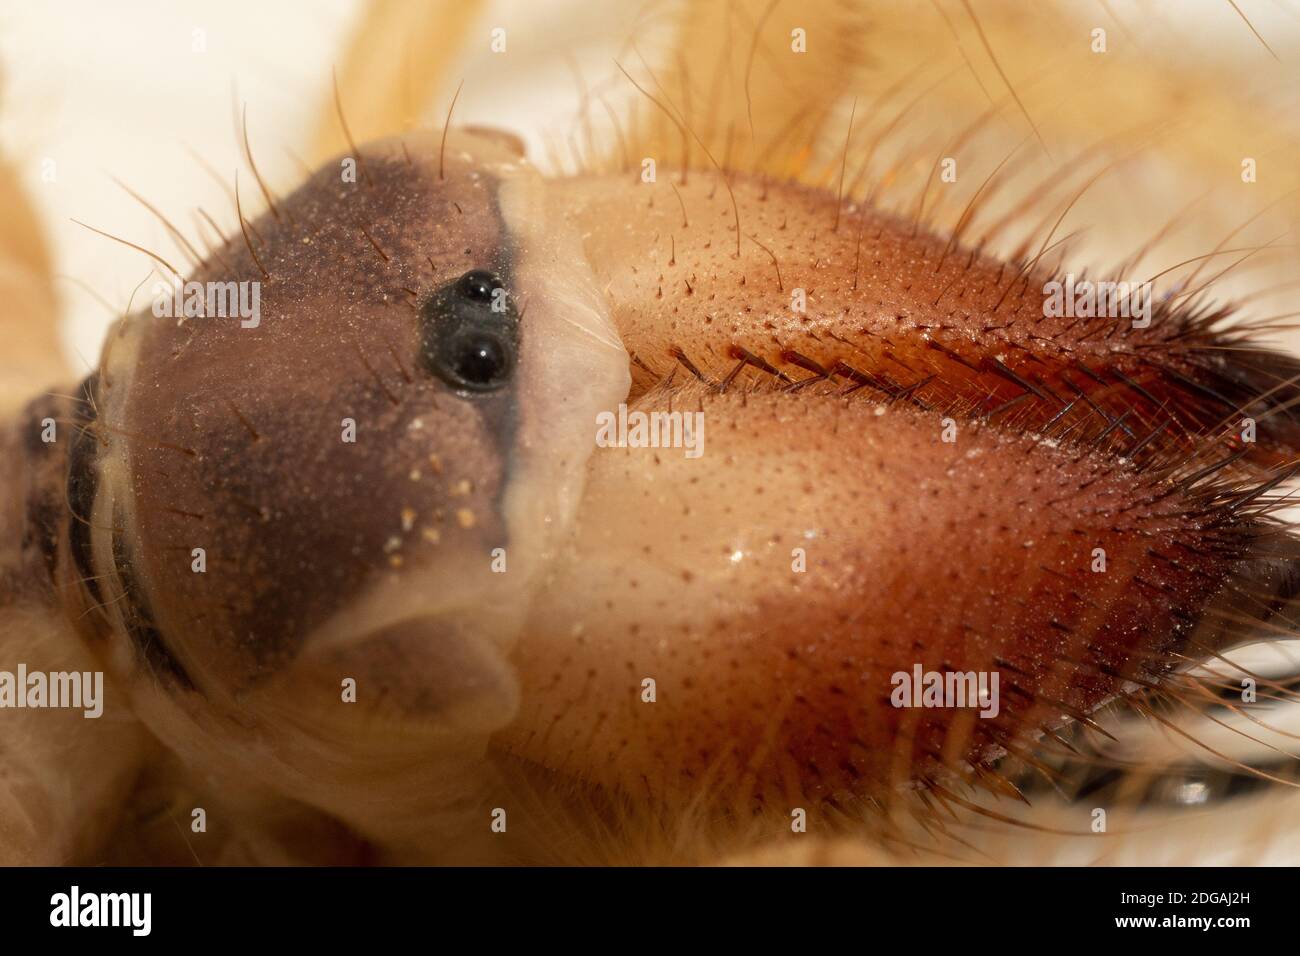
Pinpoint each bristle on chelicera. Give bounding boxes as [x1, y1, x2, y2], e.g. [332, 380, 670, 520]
[551, 170, 1300, 470]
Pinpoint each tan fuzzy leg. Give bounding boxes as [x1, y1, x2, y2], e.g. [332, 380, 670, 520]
[308, 0, 487, 166]
[0, 149, 64, 414]
[0, 606, 148, 864]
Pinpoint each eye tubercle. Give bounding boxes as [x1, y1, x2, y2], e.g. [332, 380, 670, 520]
[419, 269, 519, 393]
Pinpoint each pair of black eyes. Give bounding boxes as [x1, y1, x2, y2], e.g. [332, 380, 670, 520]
[420, 270, 518, 392]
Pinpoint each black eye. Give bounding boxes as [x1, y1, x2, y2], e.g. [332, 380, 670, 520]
[457, 270, 502, 304]
[419, 270, 518, 393]
[446, 330, 512, 388]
